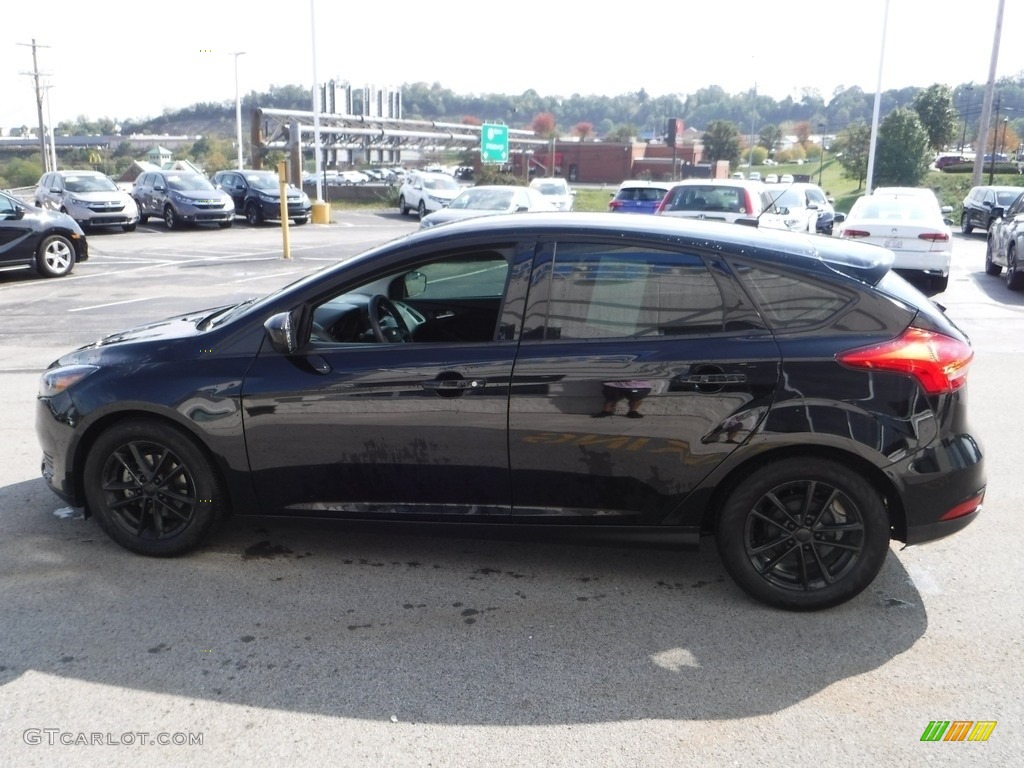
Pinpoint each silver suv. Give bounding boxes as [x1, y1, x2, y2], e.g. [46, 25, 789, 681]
[398, 172, 462, 218]
[34, 170, 139, 232]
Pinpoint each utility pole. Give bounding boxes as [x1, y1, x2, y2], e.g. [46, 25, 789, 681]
[972, 0, 1005, 186]
[18, 38, 51, 172]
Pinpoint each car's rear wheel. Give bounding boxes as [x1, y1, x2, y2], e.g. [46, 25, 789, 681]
[1007, 246, 1024, 290]
[961, 212, 973, 234]
[218, 220, 233, 229]
[715, 457, 890, 611]
[163, 205, 179, 230]
[293, 217, 308, 225]
[122, 222, 137, 232]
[985, 239, 1002, 275]
[83, 419, 226, 556]
[245, 203, 263, 226]
[932, 274, 949, 294]
[36, 234, 76, 277]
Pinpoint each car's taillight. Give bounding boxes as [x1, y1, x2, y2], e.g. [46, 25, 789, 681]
[653, 197, 668, 214]
[608, 199, 623, 210]
[940, 490, 984, 521]
[836, 327, 973, 395]
[841, 228, 871, 238]
[742, 188, 755, 215]
[918, 232, 950, 242]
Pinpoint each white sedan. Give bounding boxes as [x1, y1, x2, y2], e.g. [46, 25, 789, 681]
[419, 185, 555, 228]
[838, 192, 952, 295]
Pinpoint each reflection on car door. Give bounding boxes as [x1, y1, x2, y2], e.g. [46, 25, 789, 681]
[508, 240, 781, 526]
[240, 247, 530, 518]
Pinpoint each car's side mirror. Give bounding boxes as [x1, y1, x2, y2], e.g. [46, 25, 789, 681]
[154, 184, 166, 192]
[834, 213, 846, 224]
[941, 205, 953, 215]
[991, 206, 1004, 219]
[264, 308, 305, 355]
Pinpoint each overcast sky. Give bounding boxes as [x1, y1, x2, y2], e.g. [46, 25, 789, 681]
[3, 0, 1022, 130]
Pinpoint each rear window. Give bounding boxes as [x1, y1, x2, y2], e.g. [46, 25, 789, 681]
[663, 185, 752, 215]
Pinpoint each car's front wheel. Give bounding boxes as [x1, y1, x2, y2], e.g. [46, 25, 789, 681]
[83, 419, 227, 556]
[417, 200, 427, 219]
[36, 234, 76, 277]
[398, 195, 409, 215]
[715, 457, 890, 611]
[245, 203, 263, 226]
[985, 239, 1002, 275]
[961, 212, 973, 234]
[163, 205, 180, 230]
[1007, 245, 1024, 290]
[122, 222, 137, 232]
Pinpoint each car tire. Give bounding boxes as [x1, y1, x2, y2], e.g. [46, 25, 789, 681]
[1007, 246, 1024, 291]
[218, 220, 233, 229]
[715, 457, 890, 611]
[135, 200, 149, 224]
[83, 419, 227, 557]
[35, 234, 76, 278]
[932, 274, 949, 294]
[293, 217, 308, 226]
[417, 200, 427, 219]
[122, 222, 137, 232]
[961, 212, 973, 234]
[985, 239, 1002, 276]
[398, 195, 409, 215]
[245, 203, 263, 226]
[163, 205, 179, 230]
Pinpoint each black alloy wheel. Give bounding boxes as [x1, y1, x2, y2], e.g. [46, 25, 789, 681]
[961, 212, 973, 235]
[246, 202, 264, 226]
[163, 205, 179, 230]
[83, 420, 226, 556]
[716, 457, 890, 611]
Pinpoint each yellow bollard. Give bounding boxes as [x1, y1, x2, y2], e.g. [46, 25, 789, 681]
[311, 200, 331, 224]
[277, 162, 291, 260]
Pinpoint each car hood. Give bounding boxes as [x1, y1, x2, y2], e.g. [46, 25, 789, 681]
[65, 190, 132, 203]
[172, 189, 232, 202]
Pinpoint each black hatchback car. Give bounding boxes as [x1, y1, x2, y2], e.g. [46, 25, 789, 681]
[36, 214, 985, 610]
[1, 189, 89, 278]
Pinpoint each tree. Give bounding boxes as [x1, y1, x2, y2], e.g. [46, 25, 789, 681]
[758, 124, 782, 151]
[874, 107, 931, 186]
[573, 122, 594, 141]
[912, 84, 957, 152]
[834, 122, 872, 190]
[605, 124, 636, 143]
[794, 121, 812, 148]
[702, 120, 741, 164]
[532, 112, 557, 138]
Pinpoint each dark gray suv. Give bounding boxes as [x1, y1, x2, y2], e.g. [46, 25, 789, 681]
[132, 171, 234, 230]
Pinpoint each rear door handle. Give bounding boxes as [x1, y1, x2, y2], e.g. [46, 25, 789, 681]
[422, 378, 487, 391]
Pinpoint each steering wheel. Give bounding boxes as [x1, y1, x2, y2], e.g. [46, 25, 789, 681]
[367, 294, 412, 343]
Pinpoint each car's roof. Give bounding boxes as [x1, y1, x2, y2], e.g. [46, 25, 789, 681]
[405, 211, 894, 284]
[55, 169, 105, 176]
[666, 179, 765, 188]
[617, 180, 673, 189]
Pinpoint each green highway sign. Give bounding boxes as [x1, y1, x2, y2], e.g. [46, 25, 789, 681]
[481, 123, 509, 164]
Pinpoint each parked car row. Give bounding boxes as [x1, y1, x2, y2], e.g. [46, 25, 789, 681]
[984, 188, 1024, 289]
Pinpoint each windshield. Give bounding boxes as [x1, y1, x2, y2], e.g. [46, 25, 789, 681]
[764, 189, 803, 210]
[448, 189, 514, 210]
[167, 174, 216, 192]
[245, 173, 280, 191]
[64, 175, 118, 193]
[423, 176, 460, 191]
[535, 182, 566, 195]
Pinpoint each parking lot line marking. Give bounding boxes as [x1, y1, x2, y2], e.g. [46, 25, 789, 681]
[69, 297, 165, 312]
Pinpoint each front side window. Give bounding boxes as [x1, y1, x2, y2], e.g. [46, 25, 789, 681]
[524, 242, 726, 340]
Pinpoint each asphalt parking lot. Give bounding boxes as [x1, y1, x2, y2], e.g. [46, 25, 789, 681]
[1, 216, 1021, 766]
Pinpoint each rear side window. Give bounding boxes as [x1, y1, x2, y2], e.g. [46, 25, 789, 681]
[731, 262, 854, 330]
[523, 242, 726, 340]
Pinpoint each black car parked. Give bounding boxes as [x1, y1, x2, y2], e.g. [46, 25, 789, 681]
[36, 213, 985, 610]
[210, 170, 312, 226]
[0, 189, 88, 278]
[961, 185, 1023, 233]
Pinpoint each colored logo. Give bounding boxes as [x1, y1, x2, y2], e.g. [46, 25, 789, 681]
[920, 721, 997, 742]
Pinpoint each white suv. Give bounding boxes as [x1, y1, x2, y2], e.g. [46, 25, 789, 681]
[398, 172, 462, 218]
[655, 179, 767, 223]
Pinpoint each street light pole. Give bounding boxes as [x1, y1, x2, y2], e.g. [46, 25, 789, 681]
[959, 86, 973, 153]
[817, 122, 826, 185]
[231, 51, 246, 170]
